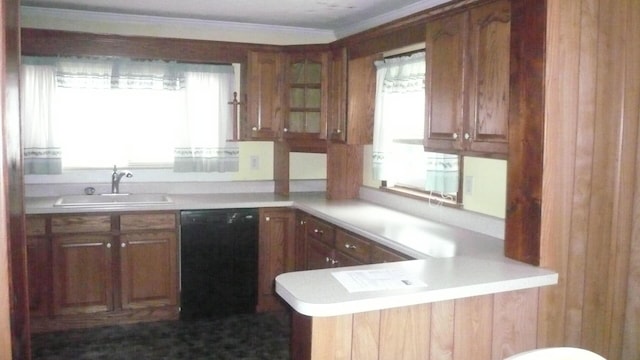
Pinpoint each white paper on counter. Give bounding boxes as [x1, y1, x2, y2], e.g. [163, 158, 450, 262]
[332, 269, 428, 293]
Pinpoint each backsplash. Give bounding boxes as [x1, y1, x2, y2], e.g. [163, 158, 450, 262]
[358, 186, 505, 240]
[25, 179, 326, 197]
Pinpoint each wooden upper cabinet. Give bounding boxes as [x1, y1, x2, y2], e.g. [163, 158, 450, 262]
[425, 10, 468, 152]
[346, 54, 378, 145]
[283, 51, 330, 152]
[245, 50, 284, 140]
[425, 0, 511, 157]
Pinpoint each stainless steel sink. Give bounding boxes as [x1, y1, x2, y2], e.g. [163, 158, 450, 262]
[54, 193, 173, 207]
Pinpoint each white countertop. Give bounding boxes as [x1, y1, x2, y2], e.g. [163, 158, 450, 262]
[25, 191, 558, 317]
[276, 257, 557, 317]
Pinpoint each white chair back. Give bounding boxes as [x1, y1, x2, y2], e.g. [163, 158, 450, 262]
[504, 347, 606, 360]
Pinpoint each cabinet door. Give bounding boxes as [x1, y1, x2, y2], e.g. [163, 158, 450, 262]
[284, 52, 328, 142]
[328, 47, 348, 142]
[346, 54, 377, 145]
[295, 212, 308, 271]
[306, 237, 334, 270]
[26, 216, 49, 317]
[424, 11, 468, 152]
[27, 235, 50, 317]
[120, 230, 178, 309]
[52, 234, 113, 315]
[246, 51, 284, 140]
[257, 208, 295, 312]
[467, 0, 511, 154]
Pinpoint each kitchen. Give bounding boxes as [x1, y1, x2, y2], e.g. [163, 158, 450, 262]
[1, 0, 639, 359]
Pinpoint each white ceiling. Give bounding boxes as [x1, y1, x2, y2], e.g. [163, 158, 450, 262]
[21, 0, 451, 40]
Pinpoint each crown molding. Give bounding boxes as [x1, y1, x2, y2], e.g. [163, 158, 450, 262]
[333, 0, 450, 38]
[20, 6, 337, 45]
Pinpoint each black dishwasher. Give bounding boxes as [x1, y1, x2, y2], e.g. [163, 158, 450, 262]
[179, 209, 258, 320]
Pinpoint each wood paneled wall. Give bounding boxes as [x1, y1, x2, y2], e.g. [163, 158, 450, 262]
[540, 0, 640, 359]
[299, 288, 540, 360]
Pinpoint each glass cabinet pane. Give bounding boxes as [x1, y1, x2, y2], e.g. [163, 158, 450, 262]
[290, 88, 305, 108]
[306, 112, 321, 133]
[290, 62, 305, 84]
[306, 88, 321, 108]
[288, 112, 305, 132]
[306, 62, 322, 84]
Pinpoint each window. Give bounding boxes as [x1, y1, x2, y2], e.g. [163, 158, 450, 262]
[20, 57, 239, 174]
[372, 51, 459, 202]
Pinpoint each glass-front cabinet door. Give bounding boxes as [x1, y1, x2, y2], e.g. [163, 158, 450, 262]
[284, 51, 329, 152]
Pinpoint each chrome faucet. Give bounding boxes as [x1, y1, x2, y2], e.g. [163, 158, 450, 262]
[111, 165, 133, 194]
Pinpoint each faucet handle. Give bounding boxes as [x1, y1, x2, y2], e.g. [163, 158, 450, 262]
[113, 165, 117, 173]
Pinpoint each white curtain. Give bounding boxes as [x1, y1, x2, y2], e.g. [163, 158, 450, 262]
[173, 66, 239, 172]
[21, 57, 239, 173]
[372, 52, 426, 180]
[21, 60, 61, 174]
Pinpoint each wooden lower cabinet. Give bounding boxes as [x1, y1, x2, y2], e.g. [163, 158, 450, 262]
[52, 233, 114, 315]
[28, 212, 179, 332]
[300, 213, 410, 270]
[257, 207, 296, 312]
[120, 230, 177, 310]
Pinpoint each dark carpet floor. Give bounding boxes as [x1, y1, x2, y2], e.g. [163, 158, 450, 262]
[31, 312, 291, 360]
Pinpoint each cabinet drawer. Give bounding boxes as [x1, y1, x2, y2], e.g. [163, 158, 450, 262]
[335, 230, 371, 263]
[305, 216, 335, 246]
[26, 216, 47, 236]
[120, 213, 176, 231]
[370, 245, 409, 264]
[52, 215, 111, 234]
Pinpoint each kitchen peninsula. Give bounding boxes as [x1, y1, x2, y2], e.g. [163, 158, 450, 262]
[26, 189, 557, 359]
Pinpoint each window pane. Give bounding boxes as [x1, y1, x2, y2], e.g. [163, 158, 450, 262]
[57, 87, 181, 168]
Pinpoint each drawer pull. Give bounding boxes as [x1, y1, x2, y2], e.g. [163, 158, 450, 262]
[314, 228, 324, 235]
[325, 257, 331, 263]
[106, 243, 112, 248]
[344, 243, 357, 250]
[331, 259, 339, 265]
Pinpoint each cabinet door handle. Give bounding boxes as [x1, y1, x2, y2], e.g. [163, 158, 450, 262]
[265, 216, 270, 222]
[314, 228, 324, 235]
[325, 257, 331, 263]
[299, 220, 306, 225]
[252, 126, 258, 131]
[344, 243, 357, 250]
[452, 133, 458, 139]
[464, 132, 470, 140]
[335, 129, 342, 134]
[106, 243, 111, 248]
[283, 127, 289, 133]
[121, 242, 127, 248]
[331, 259, 339, 265]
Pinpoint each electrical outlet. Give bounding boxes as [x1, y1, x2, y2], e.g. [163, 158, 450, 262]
[464, 175, 473, 195]
[250, 155, 260, 170]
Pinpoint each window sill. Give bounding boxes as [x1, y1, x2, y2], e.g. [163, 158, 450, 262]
[378, 186, 462, 209]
